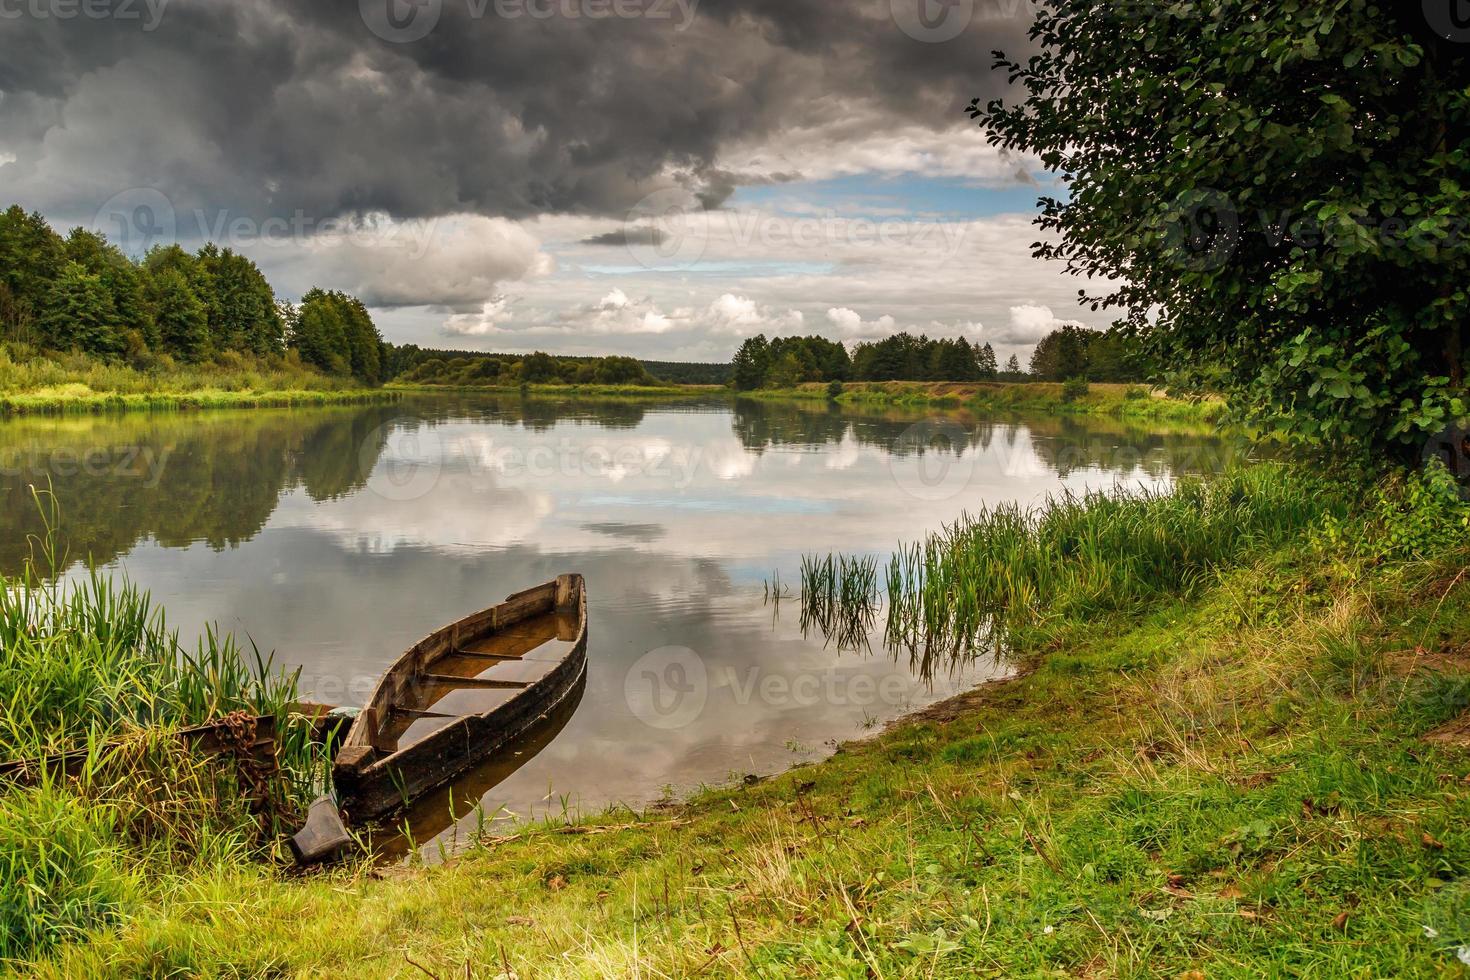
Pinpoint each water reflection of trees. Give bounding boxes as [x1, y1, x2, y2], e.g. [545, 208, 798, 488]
[0, 406, 401, 576]
[730, 398, 1239, 479]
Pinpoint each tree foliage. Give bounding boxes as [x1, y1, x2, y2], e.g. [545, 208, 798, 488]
[976, 2, 1470, 457]
[0, 203, 375, 378]
[399, 352, 661, 387]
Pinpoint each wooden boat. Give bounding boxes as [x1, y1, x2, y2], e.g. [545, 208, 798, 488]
[366, 667, 588, 862]
[329, 574, 588, 828]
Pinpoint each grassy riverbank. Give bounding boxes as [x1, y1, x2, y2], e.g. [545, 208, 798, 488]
[748, 381, 1226, 424]
[18, 465, 1470, 976]
[0, 509, 324, 965]
[0, 347, 395, 415]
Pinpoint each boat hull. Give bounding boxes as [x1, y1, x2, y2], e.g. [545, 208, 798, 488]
[332, 574, 588, 825]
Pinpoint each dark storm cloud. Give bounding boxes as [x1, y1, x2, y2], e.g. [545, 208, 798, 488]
[582, 226, 669, 246]
[0, 0, 1036, 227]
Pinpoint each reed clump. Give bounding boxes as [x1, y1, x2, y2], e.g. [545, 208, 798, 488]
[798, 553, 880, 651]
[884, 465, 1349, 671]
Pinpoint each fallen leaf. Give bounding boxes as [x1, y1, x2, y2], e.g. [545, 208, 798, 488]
[505, 916, 535, 927]
[1218, 885, 1245, 901]
[1331, 911, 1350, 931]
[547, 874, 567, 892]
[1423, 831, 1446, 850]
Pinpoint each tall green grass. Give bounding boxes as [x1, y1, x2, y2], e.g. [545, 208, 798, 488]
[0, 492, 329, 961]
[797, 553, 880, 651]
[884, 466, 1348, 673]
[0, 784, 132, 961]
[0, 343, 393, 415]
[792, 466, 1349, 677]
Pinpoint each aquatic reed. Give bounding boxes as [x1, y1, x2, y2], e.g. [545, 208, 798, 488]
[797, 553, 881, 652]
[883, 465, 1347, 675]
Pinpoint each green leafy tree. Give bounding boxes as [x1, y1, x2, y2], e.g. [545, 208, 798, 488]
[39, 262, 120, 355]
[731, 336, 772, 390]
[289, 289, 350, 376]
[766, 351, 804, 388]
[1004, 354, 1022, 377]
[976, 2, 1469, 457]
[1029, 325, 1094, 381]
[0, 206, 64, 340]
[146, 268, 209, 361]
[63, 229, 150, 344]
[196, 245, 284, 356]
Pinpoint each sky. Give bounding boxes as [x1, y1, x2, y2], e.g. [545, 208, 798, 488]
[0, 0, 1111, 365]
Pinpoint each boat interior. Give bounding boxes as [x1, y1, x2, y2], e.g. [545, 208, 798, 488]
[371, 607, 583, 754]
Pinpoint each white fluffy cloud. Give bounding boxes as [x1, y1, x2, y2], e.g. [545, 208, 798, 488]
[239, 213, 551, 314]
[372, 207, 1115, 363]
[1000, 304, 1081, 344]
[825, 307, 897, 338]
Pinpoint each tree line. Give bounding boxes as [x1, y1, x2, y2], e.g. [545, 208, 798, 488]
[0, 205, 386, 384]
[729, 327, 1145, 390]
[399, 351, 661, 387]
[388, 346, 730, 386]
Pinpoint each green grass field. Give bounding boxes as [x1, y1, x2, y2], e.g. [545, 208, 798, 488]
[0, 346, 396, 415]
[12, 464, 1469, 977]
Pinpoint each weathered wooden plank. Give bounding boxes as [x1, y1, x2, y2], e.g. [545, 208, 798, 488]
[420, 674, 529, 690]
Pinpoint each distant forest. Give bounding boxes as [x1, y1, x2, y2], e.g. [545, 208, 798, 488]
[0, 205, 388, 384]
[730, 327, 1145, 390]
[389, 345, 733, 386]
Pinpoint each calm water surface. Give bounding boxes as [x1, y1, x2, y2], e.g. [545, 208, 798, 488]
[0, 395, 1227, 849]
